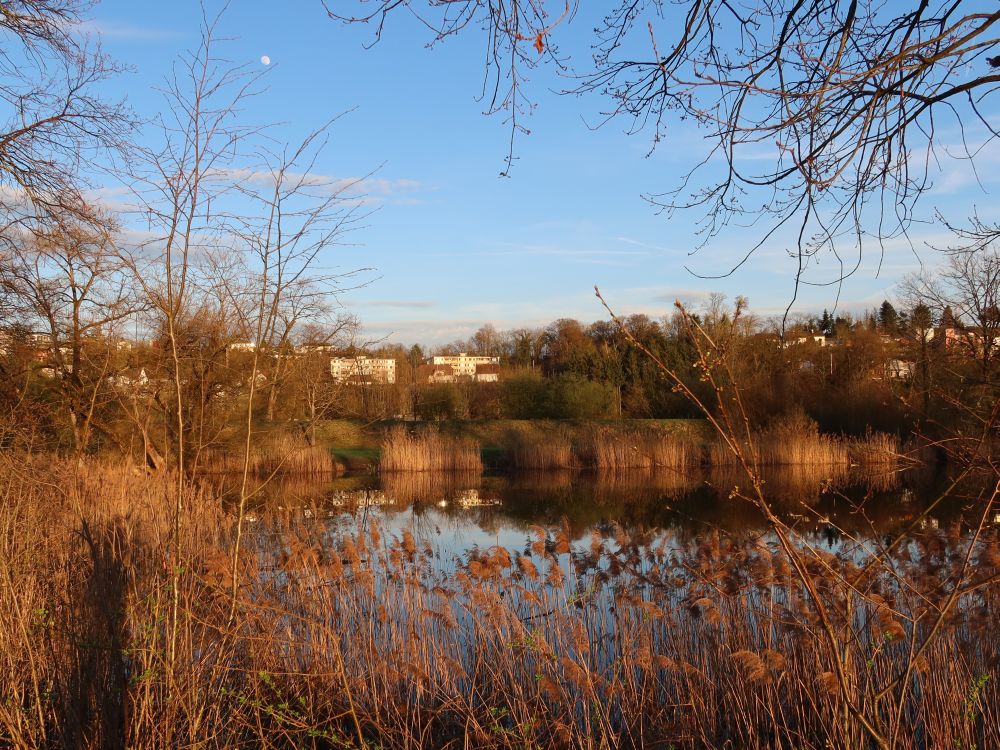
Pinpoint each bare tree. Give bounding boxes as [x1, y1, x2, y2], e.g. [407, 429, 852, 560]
[904, 239, 1000, 388]
[119, 7, 267, 682]
[0, 1, 130, 232]
[0, 215, 140, 457]
[329, 1, 1000, 306]
[221, 123, 369, 624]
[293, 318, 359, 446]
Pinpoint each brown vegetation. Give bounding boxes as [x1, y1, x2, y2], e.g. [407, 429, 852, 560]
[0, 458, 997, 748]
[200, 431, 342, 476]
[493, 417, 898, 475]
[380, 425, 483, 472]
[576, 425, 701, 471]
[709, 412, 900, 469]
[502, 423, 574, 469]
[848, 430, 903, 466]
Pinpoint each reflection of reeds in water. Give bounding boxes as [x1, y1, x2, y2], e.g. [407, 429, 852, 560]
[506, 469, 576, 492]
[850, 464, 902, 492]
[592, 467, 700, 499]
[708, 462, 901, 502]
[708, 463, 848, 503]
[380, 426, 482, 472]
[201, 432, 341, 476]
[381, 471, 483, 505]
[1, 459, 996, 748]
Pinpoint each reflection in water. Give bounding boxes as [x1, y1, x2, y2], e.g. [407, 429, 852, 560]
[231, 467, 1000, 749]
[219, 464, 968, 559]
[456, 489, 502, 508]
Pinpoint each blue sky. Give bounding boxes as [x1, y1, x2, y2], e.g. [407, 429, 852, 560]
[85, 1, 999, 346]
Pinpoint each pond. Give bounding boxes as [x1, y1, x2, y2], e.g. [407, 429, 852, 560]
[221, 464, 991, 563]
[198, 464, 999, 747]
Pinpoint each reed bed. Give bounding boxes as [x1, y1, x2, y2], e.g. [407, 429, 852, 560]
[502, 422, 702, 471]
[1, 458, 996, 749]
[503, 424, 575, 469]
[201, 431, 342, 476]
[500, 419, 898, 473]
[710, 413, 900, 470]
[380, 425, 483, 472]
[848, 430, 902, 465]
[576, 425, 701, 470]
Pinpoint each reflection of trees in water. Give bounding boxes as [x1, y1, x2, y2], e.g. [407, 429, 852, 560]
[223, 465, 966, 546]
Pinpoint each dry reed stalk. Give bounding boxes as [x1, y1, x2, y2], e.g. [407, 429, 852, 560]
[710, 414, 899, 470]
[201, 431, 341, 476]
[1, 456, 997, 749]
[503, 424, 575, 470]
[576, 426, 700, 470]
[847, 431, 901, 465]
[380, 426, 483, 473]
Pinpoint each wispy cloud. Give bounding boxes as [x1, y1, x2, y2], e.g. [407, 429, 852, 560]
[205, 168, 423, 206]
[428, 242, 651, 266]
[611, 236, 685, 254]
[360, 318, 499, 345]
[211, 168, 417, 193]
[75, 19, 184, 41]
[649, 287, 714, 305]
[351, 299, 435, 309]
[83, 186, 140, 213]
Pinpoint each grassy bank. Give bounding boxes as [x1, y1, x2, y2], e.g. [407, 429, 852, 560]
[0, 458, 995, 748]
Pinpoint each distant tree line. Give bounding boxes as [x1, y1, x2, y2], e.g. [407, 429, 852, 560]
[332, 265, 998, 436]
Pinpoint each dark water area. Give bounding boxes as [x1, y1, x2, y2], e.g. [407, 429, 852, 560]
[219, 465, 994, 560]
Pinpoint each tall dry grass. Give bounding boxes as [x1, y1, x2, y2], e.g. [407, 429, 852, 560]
[380, 425, 483, 472]
[499, 419, 899, 474]
[848, 430, 902, 465]
[575, 425, 701, 470]
[201, 431, 342, 476]
[710, 412, 900, 470]
[502, 423, 575, 469]
[502, 422, 701, 471]
[1, 457, 997, 748]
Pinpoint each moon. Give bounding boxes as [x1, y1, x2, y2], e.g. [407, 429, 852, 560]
[260, 55, 271, 66]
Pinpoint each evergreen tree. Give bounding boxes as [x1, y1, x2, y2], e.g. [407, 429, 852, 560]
[819, 309, 834, 336]
[878, 300, 899, 333]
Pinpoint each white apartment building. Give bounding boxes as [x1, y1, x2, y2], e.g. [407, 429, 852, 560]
[329, 356, 397, 385]
[429, 352, 499, 379]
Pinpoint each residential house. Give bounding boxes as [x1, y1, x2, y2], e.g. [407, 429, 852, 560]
[330, 356, 397, 385]
[416, 363, 456, 384]
[930, 326, 1000, 359]
[887, 359, 914, 379]
[474, 363, 500, 383]
[429, 352, 499, 378]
